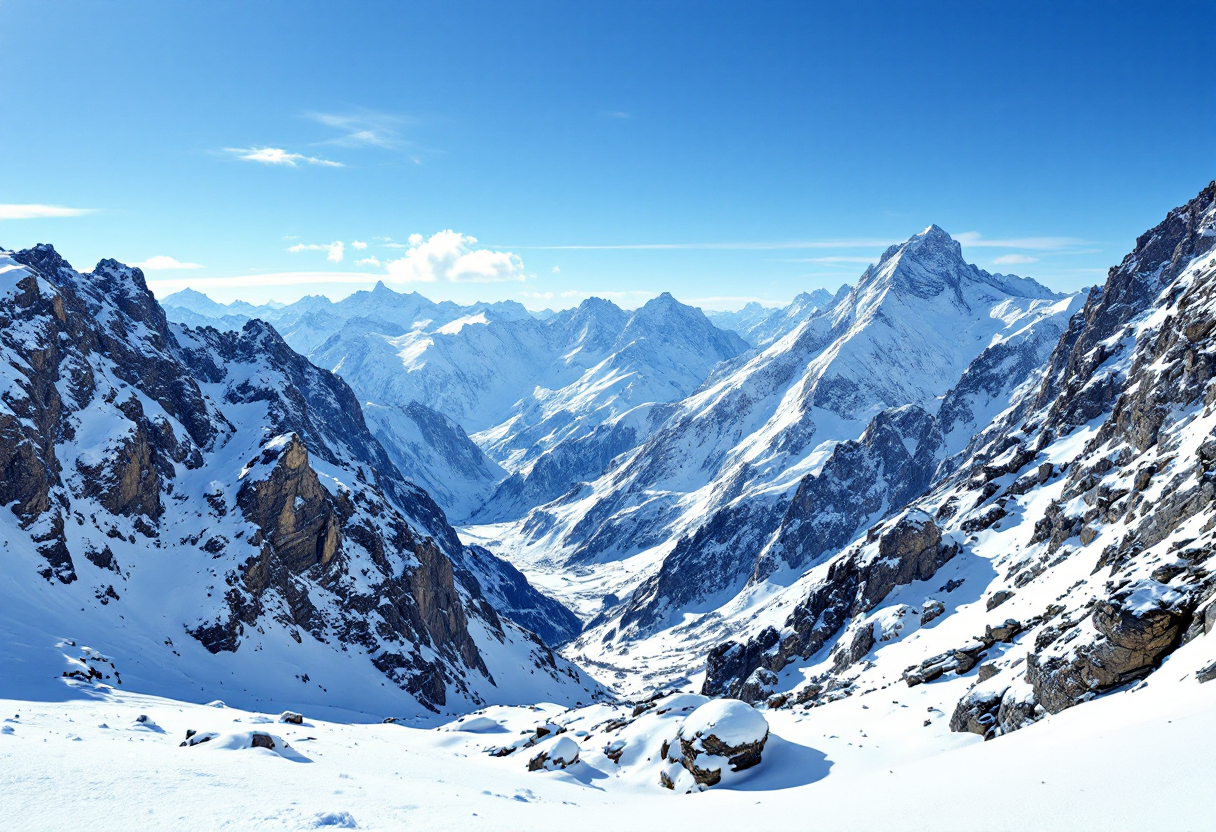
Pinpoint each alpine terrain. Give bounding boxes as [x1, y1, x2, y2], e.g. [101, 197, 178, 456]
[3, 184, 1215, 832]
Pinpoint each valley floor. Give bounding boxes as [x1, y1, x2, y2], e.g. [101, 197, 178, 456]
[2, 635, 1213, 832]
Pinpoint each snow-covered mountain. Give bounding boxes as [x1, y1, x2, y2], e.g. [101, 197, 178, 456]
[695, 180, 1216, 746]
[303, 292, 747, 521]
[165, 285, 749, 524]
[706, 287, 848, 347]
[0, 245, 604, 718]
[472, 225, 1080, 680]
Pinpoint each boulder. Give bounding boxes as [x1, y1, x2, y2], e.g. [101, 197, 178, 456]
[250, 732, 276, 750]
[986, 590, 1015, 611]
[920, 599, 946, 625]
[677, 700, 769, 787]
[527, 736, 580, 771]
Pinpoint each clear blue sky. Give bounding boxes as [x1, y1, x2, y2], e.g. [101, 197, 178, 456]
[1, 1, 1212, 309]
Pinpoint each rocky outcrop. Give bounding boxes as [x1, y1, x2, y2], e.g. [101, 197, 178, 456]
[527, 736, 581, 771]
[237, 435, 342, 574]
[703, 510, 958, 700]
[1027, 583, 1190, 714]
[754, 406, 944, 581]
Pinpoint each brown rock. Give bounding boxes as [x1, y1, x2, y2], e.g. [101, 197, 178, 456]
[986, 590, 1015, 611]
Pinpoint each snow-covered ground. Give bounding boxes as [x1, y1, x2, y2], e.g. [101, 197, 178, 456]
[1, 633, 1212, 831]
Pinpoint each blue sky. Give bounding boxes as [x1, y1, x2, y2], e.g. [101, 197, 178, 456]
[1, 1, 1212, 309]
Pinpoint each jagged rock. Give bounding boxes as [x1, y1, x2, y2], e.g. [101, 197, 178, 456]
[250, 732, 275, 750]
[920, 599, 946, 625]
[0, 244, 606, 715]
[985, 618, 1022, 643]
[238, 435, 342, 574]
[1028, 582, 1188, 714]
[278, 711, 303, 725]
[704, 510, 958, 700]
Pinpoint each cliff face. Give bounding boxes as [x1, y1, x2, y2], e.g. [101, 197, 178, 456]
[0, 245, 604, 715]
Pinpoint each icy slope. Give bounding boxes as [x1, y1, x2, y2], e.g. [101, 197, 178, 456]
[0, 245, 605, 717]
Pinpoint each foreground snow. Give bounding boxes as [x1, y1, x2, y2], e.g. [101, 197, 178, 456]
[1, 642, 1212, 831]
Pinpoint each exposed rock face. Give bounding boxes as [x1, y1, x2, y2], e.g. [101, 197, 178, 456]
[703, 511, 958, 700]
[1027, 585, 1189, 714]
[931, 181, 1216, 736]
[237, 435, 341, 574]
[753, 405, 944, 582]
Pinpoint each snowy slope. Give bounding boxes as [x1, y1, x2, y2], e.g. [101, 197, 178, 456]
[692, 181, 1216, 739]
[0, 245, 605, 719]
[0, 623, 1212, 831]
[364, 401, 506, 524]
[706, 288, 845, 347]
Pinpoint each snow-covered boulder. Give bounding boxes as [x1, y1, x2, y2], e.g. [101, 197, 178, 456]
[675, 699, 769, 787]
[527, 735, 581, 771]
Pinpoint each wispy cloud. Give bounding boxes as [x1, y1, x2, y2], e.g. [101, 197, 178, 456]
[385, 231, 525, 283]
[602, 111, 631, 119]
[954, 232, 1084, 250]
[783, 255, 878, 263]
[308, 111, 408, 149]
[289, 241, 345, 262]
[355, 256, 381, 267]
[134, 255, 203, 270]
[225, 146, 343, 167]
[144, 271, 376, 295]
[992, 253, 1039, 265]
[505, 239, 899, 251]
[351, 240, 368, 250]
[0, 204, 94, 220]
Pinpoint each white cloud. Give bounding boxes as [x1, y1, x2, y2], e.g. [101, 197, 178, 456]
[355, 256, 381, 267]
[992, 253, 1039, 265]
[551, 266, 561, 274]
[134, 255, 203, 270]
[225, 147, 343, 167]
[954, 232, 1082, 250]
[384, 231, 525, 284]
[351, 240, 368, 250]
[0, 204, 94, 220]
[289, 241, 345, 262]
